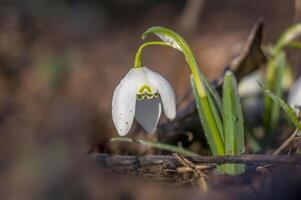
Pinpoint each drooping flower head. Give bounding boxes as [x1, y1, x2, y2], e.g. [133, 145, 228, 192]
[112, 67, 176, 136]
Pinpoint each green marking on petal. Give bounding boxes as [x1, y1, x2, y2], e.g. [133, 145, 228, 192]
[154, 93, 160, 98]
[136, 85, 160, 101]
[138, 85, 152, 93]
[146, 93, 153, 99]
[137, 94, 145, 100]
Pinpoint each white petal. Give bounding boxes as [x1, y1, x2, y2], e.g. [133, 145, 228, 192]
[141, 67, 176, 120]
[112, 69, 142, 136]
[288, 76, 301, 112]
[135, 98, 162, 133]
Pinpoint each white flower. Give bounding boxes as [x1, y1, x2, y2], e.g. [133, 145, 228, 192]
[112, 66, 176, 136]
[288, 76, 301, 113]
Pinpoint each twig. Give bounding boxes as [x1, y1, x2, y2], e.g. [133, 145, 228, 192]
[92, 153, 301, 182]
[176, 165, 213, 173]
[273, 129, 300, 155]
[255, 129, 300, 173]
[174, 154, 209, 178]
[174, 153, 208, 192]
[92, 153, 301, 167]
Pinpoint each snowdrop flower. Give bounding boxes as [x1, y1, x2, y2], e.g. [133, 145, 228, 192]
[288, 76, 301, 113]
[112, 66, 176, 136]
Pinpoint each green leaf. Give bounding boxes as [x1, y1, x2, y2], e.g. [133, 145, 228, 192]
[275, 23, 301, 53]
[190, 76, 225, 156]
[110, 137, 198, 156]
[288, 40, 301, 49]
[270, 53, 287, 131]
[264, 52, 287, 133]
[260, 83, 301, 131]
[206, 84, 224, 141]
[222, 71, 245, 175]
[142, 26, 194, 58]
[201, 75, 223, 115]
[262, 24, 301, 139]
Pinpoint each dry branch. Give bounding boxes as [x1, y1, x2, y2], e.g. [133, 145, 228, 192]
[92, 153, 301, 171]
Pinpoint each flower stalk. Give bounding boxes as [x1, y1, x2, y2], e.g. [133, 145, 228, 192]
[134, 41, 169, 68]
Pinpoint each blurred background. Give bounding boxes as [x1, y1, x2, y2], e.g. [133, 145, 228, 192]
[0, 0, 300, 199]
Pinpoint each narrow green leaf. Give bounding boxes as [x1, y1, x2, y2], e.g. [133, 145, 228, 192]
[288, 40, 301, 49]
[262, 24, 301, 138]
[260, 83, 301, 131]
[206, 85, 224, 141]
[275, 23, 301, 52]
[190, 76, 225, 156]
[270, 52, 287, 131]
[142, 26, 195, 59]
[264, 52, 287, 133]
[222, 71, 245, 175]
[111, 137, 133, 143]
[110, 137, 199, 156]
[201, 75, 223, 116]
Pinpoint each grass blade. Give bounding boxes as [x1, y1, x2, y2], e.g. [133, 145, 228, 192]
[288, 40, 301, 49]
[201, 75, 223, 118]
[222, 71, 245, 175]
[190, 76, 225, 156]
[275, 23, 301, 52]
[110, 137, 199, 156]
[260, 83, 301, 131]
[263, 23, 301, 134]
[270, 52, 287, 131]
[207, 88, 224, 141]
[264, 52, 287, 133]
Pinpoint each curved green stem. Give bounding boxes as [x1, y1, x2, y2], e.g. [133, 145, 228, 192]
[143, 28, 206, 97]
[134, 41, 169, 68]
